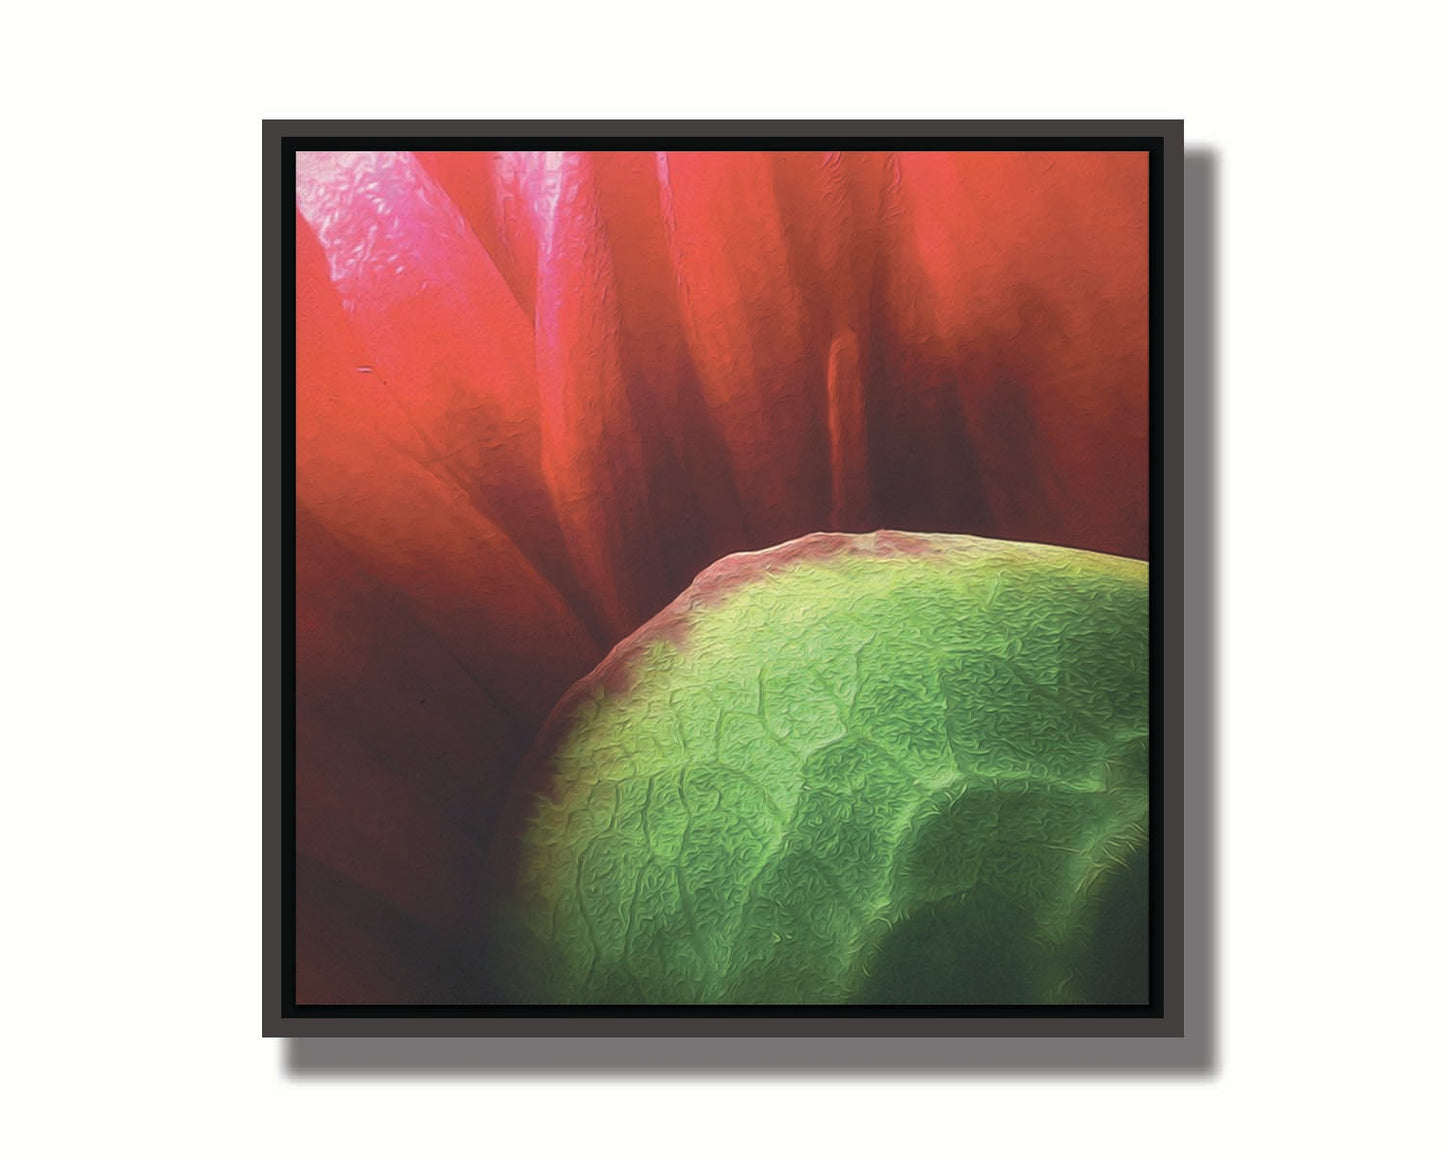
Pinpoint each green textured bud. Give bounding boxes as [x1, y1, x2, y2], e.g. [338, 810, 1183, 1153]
[503, 531, 1148, 1005]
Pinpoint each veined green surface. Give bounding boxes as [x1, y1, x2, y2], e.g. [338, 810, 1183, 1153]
[507, 532, 1149, 1005]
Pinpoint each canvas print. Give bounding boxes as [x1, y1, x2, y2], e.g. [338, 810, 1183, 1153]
[291, 145, 1151, 1008]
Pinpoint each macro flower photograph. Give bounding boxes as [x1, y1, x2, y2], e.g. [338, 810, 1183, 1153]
[291, 144, 1152, 1007]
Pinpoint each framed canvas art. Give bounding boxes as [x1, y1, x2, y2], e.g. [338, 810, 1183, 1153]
[265, 121, 1184, 1038]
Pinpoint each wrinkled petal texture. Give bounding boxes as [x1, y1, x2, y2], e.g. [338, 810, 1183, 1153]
[294, 150, 1148, 1002]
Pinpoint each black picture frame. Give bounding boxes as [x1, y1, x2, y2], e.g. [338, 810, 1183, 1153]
[266, 120, 1186, 1042]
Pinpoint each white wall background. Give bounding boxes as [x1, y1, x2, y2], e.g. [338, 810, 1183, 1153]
[3, 3, 1439, 1153]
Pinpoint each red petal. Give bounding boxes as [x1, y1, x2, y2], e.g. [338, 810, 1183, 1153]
[414, 150, 539, 316]
[295, 203, 600, 727]
[880, 151, 1149, 558]
[531, 152, 660, 638]
[656, 151, 830, 547]
[590, 152, 751, 596]
[296, 151, 582, 596]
